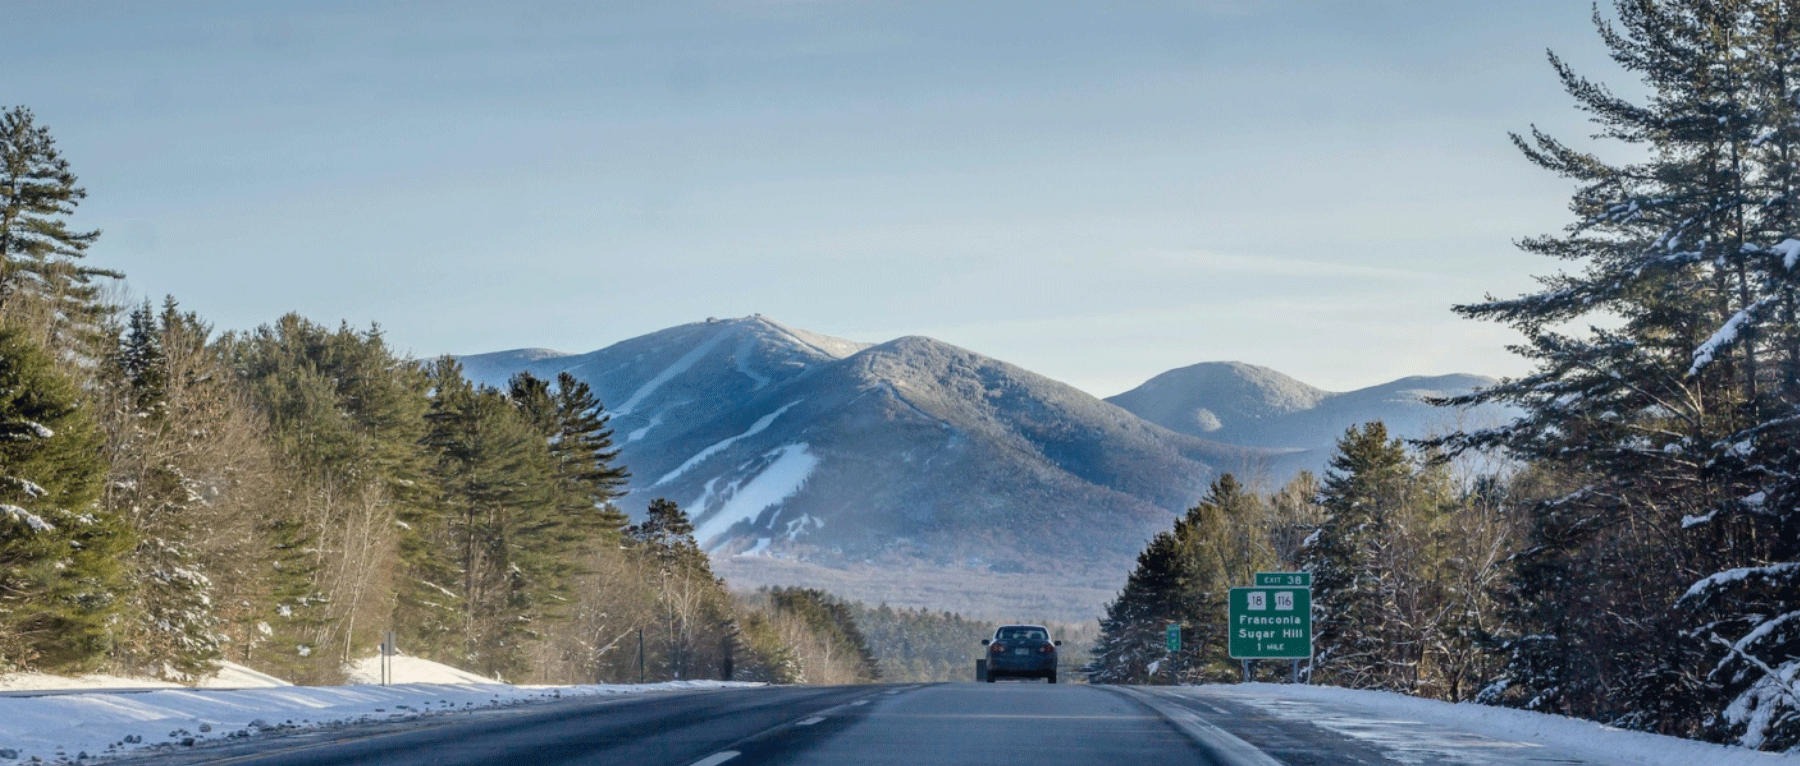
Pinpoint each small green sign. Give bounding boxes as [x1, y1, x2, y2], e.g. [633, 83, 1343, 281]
[1228, 587, 1311, 659]
[1254, 571, 1311, 587]
[1165, 622, 1181, 652]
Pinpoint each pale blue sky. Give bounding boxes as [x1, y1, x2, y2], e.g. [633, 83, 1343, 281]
[10, 1, 1622, 395]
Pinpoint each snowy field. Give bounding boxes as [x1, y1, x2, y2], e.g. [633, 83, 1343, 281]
[1178, 682, 1800, 766]
[0, 656, 757, 764]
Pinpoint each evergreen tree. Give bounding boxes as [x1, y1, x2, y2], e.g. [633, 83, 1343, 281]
[507, 371, 630, 554]
[422, 359, 558, 680]
[101, 300, 222, 678]
[226, 315, 431, 682]
[0, 106, 119, 348]
[625, 498, 732, 680]
[1303, 423, 1413, 688]
[1433, 0, 1800, 745]
[0, 328, 128, 671]
[765, 587, 881, 683]
[1089, 529, 1188, 684]
[1089, 473, 1273, 684]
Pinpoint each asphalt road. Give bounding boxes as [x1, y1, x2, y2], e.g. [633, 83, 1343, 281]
[108, 682, 1230, 766]
[102, 681, 1613, 766]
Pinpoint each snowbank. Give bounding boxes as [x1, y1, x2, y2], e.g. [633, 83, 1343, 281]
[342, 653, 500, 685]
[0, 661, 289, 692]
[0, 655, 758, 764]
[1181, 683, 1800, 766]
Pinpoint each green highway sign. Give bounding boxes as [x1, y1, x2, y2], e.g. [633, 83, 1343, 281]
[1166, 622, 1181, 652]
[1254, 571, 1311, 587]
[1229, 586, 1311, 659]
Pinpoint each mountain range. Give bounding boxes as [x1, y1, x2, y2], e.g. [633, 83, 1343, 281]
[460, 316, 1502, 621]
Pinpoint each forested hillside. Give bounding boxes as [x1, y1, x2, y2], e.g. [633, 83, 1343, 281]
[1092, 1, 1800, 753]
[0, 105, 870, 687]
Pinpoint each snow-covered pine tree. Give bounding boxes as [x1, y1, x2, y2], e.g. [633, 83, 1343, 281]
[1435, 0, 1800, 746]
[0, 327, 128, 672]
[101, 300, 222, 678]
[1302, 422, 1413, 690]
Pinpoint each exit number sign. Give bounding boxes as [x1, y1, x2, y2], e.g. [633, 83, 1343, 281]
[1228, 586, 1311, 659]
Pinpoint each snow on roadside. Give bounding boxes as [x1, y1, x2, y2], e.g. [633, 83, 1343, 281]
[342, 653, 499, 686]
[1180, 682, 1799, 766]
[0, 661, 287, 692]
[0, 655, 757, 764]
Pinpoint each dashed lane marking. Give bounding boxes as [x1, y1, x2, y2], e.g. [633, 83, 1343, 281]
[688, 751, 740, 766]
[796, 717, 826, 726]
[850, 700, 869, 706]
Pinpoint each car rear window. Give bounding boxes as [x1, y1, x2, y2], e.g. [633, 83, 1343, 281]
[998, 627, 1048, 641]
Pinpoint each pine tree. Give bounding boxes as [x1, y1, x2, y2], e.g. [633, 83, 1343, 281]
[101, 300, 220, 677]
[1089, 529, 1188, 684]
[422, 359, 558, 680]
[0, 327, 128, 672]
[625, 498, 733, 680]
[226, 314, 431, 682]
[1303, 422, 1412, 689]
[1432, 0, 1800, 745]
[0, 106, 120, 349]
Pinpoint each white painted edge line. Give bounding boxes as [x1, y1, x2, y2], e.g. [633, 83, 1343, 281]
[1113, 686, 1284, 766]
[689, 751, 740, 766]
[796, 716, 826, 726]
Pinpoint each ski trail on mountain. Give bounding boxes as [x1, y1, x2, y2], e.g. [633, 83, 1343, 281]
[694, 443, 820, 547]
[614, 327, 734, 416]
[653, 400, 803, 487]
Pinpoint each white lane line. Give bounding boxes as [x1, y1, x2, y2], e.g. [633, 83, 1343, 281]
[689, 751, 740, 766]
[850, 700, 870, 706]
[796, 716, 826, 726]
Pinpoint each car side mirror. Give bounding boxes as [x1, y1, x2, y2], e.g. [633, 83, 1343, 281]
[981, 639, 991, 646]
[1054, 640, 1063, 646]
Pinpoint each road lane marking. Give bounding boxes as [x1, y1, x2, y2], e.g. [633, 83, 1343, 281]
[796, 716, 826, 726]
[850, 700, 869, 706]
[689, 751, 740, 766]
[1111, 687, 1284, 766]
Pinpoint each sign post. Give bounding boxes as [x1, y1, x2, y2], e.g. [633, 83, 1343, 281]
[1229, 577, 1312, 682]
[381, 630, 396, 686]
[1165, 623, 1181, 685]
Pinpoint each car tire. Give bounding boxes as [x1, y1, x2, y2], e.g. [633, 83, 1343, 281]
[986, 673, 998, 683]
[1047, 671, 1057, 684]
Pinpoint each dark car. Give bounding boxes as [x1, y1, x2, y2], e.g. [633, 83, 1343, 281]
[981, 624, 1061, 683]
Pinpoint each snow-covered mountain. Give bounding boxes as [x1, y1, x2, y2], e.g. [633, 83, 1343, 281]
[461, 317, 1258, 586]
[460, 317, 1499, 619]
[1104, 361, 1505, 474]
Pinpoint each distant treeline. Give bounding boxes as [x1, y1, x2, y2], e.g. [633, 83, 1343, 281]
[0, 105, 875, 686]
[1094, 1, 1800, 752]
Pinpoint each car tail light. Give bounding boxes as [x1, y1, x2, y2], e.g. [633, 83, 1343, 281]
[990, 643, 1006, 654]
[1038, 643, 1055, 654]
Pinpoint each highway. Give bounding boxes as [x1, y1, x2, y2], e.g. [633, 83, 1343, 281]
[105, 682, 1597, 766]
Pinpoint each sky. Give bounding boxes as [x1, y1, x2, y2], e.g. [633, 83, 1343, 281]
[8, 1, 1630, 396]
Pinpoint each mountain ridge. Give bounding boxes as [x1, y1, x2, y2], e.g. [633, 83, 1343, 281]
[460, 316, 1499, 619]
